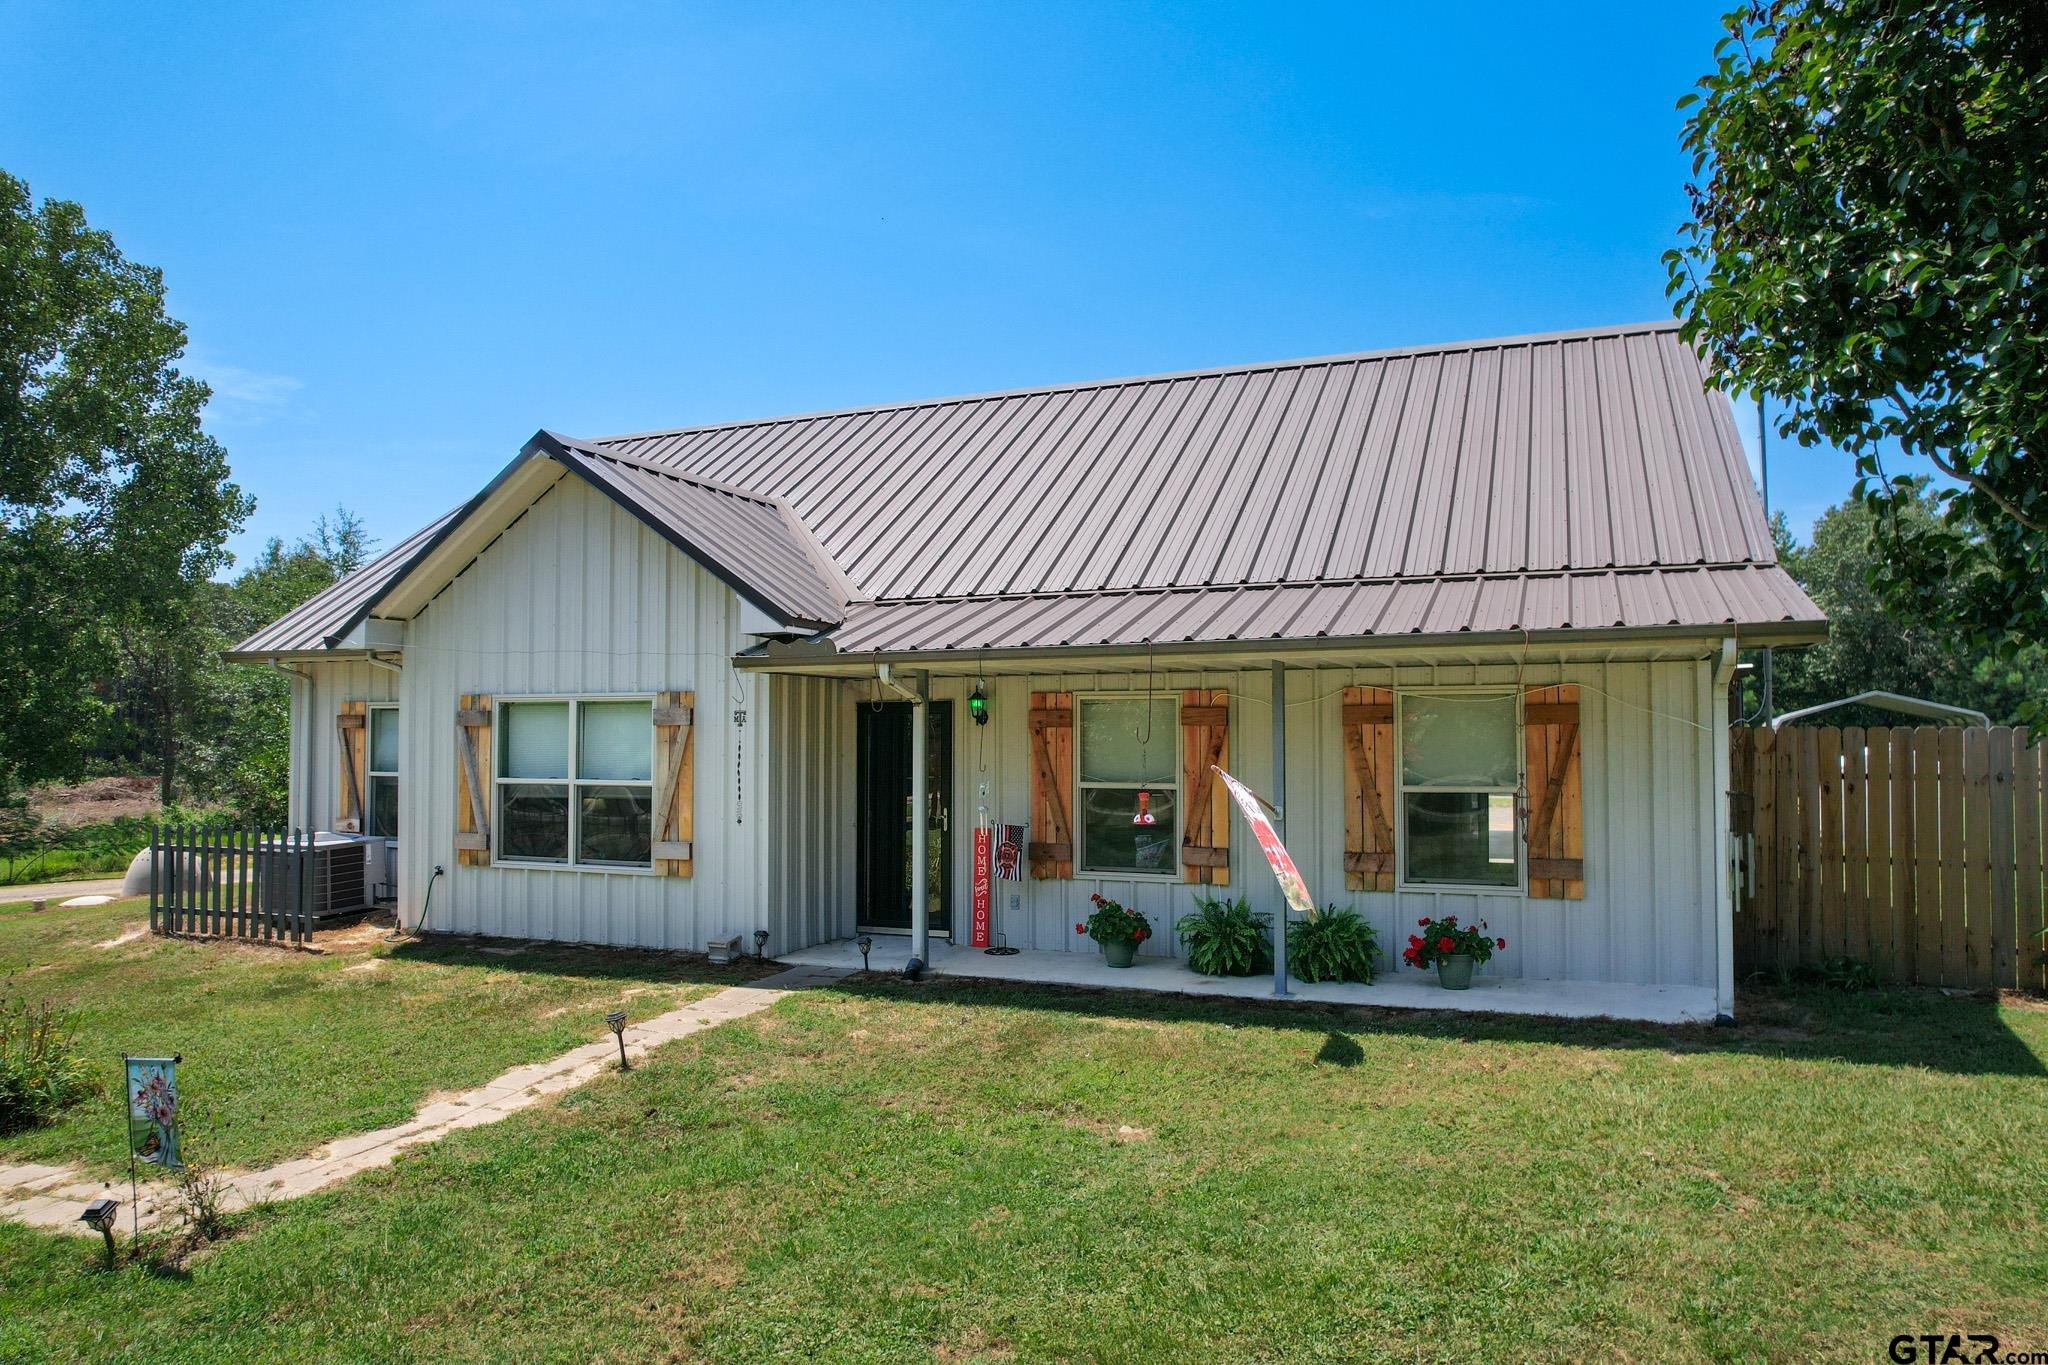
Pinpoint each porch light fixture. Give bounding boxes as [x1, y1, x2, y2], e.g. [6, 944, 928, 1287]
[968, 686, 989, 726]
[605, 1010, 629, 1071]
[81, 1197, 119, 1263]
[856, 934, 873, 970]
[752, 929, 769, 960]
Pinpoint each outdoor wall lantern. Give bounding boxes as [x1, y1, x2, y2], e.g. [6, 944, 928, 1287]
[605, 1011, 629, 1071]
[856, 935, 873, 970]
[968, 685, 989, 726]
[81, 1197, 119, 1263]
[752, 929, 770, 960]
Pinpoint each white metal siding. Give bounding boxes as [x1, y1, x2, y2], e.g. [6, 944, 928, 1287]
[287, 659, 398, 834]
[821, 657, 1723, 989]
[393, 477, 771, 950]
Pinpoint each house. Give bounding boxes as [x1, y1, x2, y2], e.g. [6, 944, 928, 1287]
[225, 321, 1823, 1019]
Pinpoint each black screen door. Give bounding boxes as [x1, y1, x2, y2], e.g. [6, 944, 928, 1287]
[855, 701, 952, 933]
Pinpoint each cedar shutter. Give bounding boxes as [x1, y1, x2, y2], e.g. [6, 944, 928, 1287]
[1179, 689, 1230, 885]
[652, 690, 695, 877]
[1027, 691, 1074, 878]
[1342, 686, 1396, 892]
[454, 695, 493, 867]
[1523, 684, 1585, 899]
[336, 701, 368, 834]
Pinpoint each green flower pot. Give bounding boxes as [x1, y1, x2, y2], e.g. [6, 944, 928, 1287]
[1436, 953, 1475, 990]
[1102, 938, 1139, 968]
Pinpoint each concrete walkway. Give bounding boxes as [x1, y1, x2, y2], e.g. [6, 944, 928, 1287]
[0, 876, 126, 905]
[0, 962, 847, 1238]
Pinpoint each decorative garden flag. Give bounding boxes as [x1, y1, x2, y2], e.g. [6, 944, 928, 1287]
[993, 823, 1027, 880]
[125, 1057, 182, 1171]
[1213, 766, 1316, 922]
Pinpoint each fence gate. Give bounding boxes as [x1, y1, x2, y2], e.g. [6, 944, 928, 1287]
[1730, 725, 2047, 991]
[148, 825, 318, 947]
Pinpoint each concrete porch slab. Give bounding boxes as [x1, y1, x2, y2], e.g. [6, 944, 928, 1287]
[778, 937, 1719, 1025]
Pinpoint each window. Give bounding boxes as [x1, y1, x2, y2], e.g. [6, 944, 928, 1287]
[1076, 697, 1178, 876]
[1398, 692, 1519, 889]
[496, 698, 654, 870]
[366, 705, 400, 839]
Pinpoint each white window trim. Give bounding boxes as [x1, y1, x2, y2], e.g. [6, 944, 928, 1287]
[1393, 686, 1526, 896]
[365, 703, 400, 842]
[491, 694, 658, 875]
[1073, 691, 1183, 882]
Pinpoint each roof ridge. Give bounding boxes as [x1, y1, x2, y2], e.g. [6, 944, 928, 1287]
[591, 320, 1683, 449]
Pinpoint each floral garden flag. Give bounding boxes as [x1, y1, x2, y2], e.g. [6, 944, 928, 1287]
[125, 1056, 182, 1170]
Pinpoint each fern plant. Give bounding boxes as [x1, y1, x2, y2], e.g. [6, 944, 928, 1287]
[1288, 906, 1381, 984]
[1175, 895, 1272, 977]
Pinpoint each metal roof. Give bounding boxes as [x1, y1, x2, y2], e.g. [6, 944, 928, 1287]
[548, 436, 847, 627]
[233, 321, 1821, 662]
[595, 322, 1783, 605]
[811, 564, 1822, 657]
[224, 509, 459, 658]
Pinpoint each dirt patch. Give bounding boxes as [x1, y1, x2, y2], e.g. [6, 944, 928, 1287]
[30, 776, 161, 828]
[1062, 1116, 1153, 1144]
[95, 924, 150, 949]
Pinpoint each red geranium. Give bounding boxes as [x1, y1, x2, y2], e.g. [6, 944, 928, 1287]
[1407, 915, 1507, 971]
[1078, 895, 1152, 952]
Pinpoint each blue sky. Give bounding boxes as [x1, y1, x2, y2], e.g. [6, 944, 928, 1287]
[4, 2, 1881, 568]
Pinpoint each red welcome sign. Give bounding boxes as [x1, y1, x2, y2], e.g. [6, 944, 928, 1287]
[970, 824, 992, 947]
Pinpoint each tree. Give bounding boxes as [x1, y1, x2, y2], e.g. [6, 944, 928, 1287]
[1668, 3, 2048, 714]
[0, 169, 251, 798]
[175, 510, 372, 824]
[1767, 485, 2048, 725]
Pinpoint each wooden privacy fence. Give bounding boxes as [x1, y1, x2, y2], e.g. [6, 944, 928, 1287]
[1730, 725, 2048, 992]
[148, 825, 318, 947]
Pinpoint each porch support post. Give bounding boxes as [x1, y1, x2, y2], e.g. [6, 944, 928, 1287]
[1271, 661, 1291, 998]
[910, 676, 930, 966]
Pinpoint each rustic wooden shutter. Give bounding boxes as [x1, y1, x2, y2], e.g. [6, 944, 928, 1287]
[1027, 691, 1074, 878]
[1342, 686, 1396, 892]
[1524, 684, 1585, 899]
[454, 695, 493, 867]
[336, 701, 368, 834]
[1179, 689, 1229, 884]
[652, 690, 695, 877]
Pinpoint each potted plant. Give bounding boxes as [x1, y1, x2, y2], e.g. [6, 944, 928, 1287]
[1174, 894, 1271, 977]
[1401, 915, 1504, 990]
[1076, 893, 1152, 968]
[1287, 905, 1381, 984]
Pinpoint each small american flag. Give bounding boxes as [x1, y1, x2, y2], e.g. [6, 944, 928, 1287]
[994, 823, 1027, 879]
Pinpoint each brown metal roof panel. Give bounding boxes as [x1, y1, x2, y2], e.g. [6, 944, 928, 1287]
[1399, 349, 1473, 576]
[1208, 364, 1339, 585]
[226, 508, 460, 656]
[1483, 342, 1533, 573]
[1524, 342, 1569, 572]
[1468, 575, 1527, 633]
[1593, 334, 1656, 568]
[1439, 347, 1502, 576]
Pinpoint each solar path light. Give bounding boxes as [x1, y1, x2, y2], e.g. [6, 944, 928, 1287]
[856, 934, 873, 970]
[81, 1198, 119, 1264]
[606, 1011, 629, 1071]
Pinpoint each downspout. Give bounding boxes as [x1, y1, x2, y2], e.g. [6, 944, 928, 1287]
[1270, 661, 1290, 998]
[877, 665, 931, 967]
[1711, 637, 1739, 1024]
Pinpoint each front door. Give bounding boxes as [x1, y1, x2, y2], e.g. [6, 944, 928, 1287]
[855, 701, 952, 934]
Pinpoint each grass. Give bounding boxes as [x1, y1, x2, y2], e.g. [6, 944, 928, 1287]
[0, 842, 140, 887]
[0, 896, 773, 1174]
[2, 966, 2044, 1362]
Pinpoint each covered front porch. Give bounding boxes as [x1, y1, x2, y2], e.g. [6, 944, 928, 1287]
[780, 934, 1721, 1025]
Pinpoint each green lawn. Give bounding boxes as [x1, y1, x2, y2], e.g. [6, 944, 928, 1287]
[0, 896, 771, 1174]
[3, 964, 2044, 1362]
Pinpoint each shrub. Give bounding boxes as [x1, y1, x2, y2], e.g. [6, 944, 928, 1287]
[1075, 894, 1152, 949]
[1288, 906, 1380, 984]
[1175, 895, 1271, 976]
[0, 996, 98, 1133]
[1796, 955, 1881, 992]
[1402, 915, 1506, 971]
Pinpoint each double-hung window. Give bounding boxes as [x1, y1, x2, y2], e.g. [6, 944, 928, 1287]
[496, 698, 654, 870]
[366, 705, 399, 839]
[1398, 692, 1520, 889]
[1076, 697, 1179, 876]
